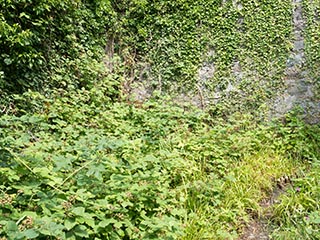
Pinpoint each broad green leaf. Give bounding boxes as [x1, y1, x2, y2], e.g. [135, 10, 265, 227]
[65, 218, 77, 230]
[4, 58, 12, 65]
[6, 221, 18, 231]
[33, 167, 52, 178]
[114, 221, 122, 229]
[74, 225, 89, 238]
[72, 207, 86, 217]
[22, 229, 39, 239]
[98, 218, 116, 228]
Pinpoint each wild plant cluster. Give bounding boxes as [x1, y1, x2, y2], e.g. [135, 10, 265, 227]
[0, 0, 319, 239]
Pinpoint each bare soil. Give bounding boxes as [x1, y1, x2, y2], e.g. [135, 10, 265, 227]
[238, 184, 289, 240]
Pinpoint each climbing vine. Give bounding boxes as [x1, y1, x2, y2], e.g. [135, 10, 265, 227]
[1, 0, 313, 116]
[0, 1, 319, 239]
[107, 0, 293, 115]
[303, 0, 320, 100]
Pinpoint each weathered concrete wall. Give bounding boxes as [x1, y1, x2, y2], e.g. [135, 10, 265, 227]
[272, 0, 320, 123]
[195, 0, 319, 123]
[128, 1, 319, 123]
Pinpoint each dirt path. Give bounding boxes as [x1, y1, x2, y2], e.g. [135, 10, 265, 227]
[239, 186, 287, 240]
[239, 220, 270, 240]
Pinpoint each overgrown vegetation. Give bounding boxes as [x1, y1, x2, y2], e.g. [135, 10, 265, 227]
[0, 0, 110, 95]
[303, 0, 320, 100]
[1, 0, 294, 113]
[0, 0, 319, 239]
[0, 89, 319, 239]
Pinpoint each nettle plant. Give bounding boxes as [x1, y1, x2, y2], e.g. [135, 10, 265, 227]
[0, 99, 193, 239]
[1, 89, 319, 239]
[1, 1, 320, 239]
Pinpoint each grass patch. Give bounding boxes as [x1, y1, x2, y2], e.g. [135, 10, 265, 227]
[270, 165, 320, 240]
[182, 152, 300, 240]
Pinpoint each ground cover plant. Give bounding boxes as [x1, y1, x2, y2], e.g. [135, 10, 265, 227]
[1, 0, 320, 239]
[0, 86, 319, 239]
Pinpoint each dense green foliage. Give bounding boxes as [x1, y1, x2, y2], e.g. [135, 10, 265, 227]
[0, 0, 110, 94]
[0, 85, 319, 239]
[101, 0, 293, 113]
[0, 0, 320, 239]
[1, 0, 295, 113]
[303, 0, 320, 100]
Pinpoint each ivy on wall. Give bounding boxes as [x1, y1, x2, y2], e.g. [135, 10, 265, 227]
[1, 0, 317, 115]
[303, 0, 320, 100]
[204, 0, 292, 114]
[108, 0, 293, 114]
[0, 1, 319, 239]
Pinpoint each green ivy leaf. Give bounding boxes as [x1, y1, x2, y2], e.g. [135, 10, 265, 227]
[4, 58, 12, 65]
[114, 221, 122, 229]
